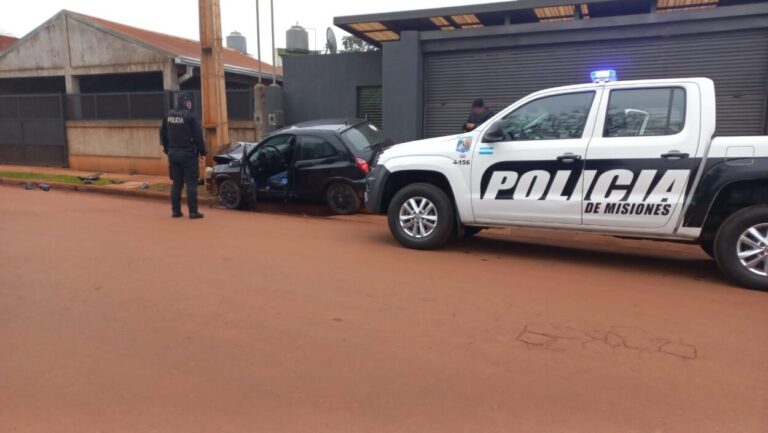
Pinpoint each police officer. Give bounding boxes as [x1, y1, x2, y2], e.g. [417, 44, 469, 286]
[160, 93, 206, 219]
[462, 98, 494, 132]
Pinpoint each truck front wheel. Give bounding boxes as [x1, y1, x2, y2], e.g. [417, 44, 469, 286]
[714, 205, 768, 291]
[387, 183, 454, 250]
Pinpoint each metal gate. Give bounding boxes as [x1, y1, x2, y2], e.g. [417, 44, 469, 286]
[0, 94, 68, 166]
[424, 28, 768, 138]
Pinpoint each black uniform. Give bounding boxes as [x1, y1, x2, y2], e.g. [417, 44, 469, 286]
[462, 108, 494, 132]
[160, 107, 206, 216]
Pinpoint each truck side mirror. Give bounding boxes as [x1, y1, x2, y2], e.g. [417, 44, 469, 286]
[483, 121, 505, 143]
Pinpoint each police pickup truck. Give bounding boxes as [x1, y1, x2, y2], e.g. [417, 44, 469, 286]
[366, 71, 768, 291]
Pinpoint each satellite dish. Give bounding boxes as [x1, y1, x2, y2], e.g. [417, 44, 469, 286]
[325, 27, 337, 54]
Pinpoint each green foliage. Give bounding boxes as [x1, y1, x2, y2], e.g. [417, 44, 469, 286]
[341, 36, 377, 53]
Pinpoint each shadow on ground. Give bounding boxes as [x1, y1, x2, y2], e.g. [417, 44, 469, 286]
[370, 228, 726, 286]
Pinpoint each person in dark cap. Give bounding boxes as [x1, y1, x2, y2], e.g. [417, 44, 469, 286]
[462, 99, 494, 132]
[160, 93, 206, 219]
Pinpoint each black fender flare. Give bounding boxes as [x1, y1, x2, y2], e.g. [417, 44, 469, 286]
[683, 157, 768, 228]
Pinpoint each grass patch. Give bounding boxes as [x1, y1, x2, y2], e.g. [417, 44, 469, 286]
[0, 171, 113, 185]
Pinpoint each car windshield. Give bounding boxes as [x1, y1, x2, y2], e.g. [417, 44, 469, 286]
[342, 122, 386, 152]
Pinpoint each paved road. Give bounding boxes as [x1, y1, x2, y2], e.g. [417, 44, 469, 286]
[1, 186, 767, 433]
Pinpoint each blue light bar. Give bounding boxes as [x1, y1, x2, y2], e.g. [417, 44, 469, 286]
[591, 69, 617, 83]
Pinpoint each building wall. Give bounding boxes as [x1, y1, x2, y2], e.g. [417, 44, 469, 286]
[382, 32, 422, 144]
[67, 120, 257, 175]
[283, 52, 382, 125]
[383, 3, 768, 142]
[0, 14, 166, 80]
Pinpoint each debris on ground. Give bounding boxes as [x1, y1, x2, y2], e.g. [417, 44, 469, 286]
[110, 179, 125, 185]
[39, 184, 50, 191]
[77, 173, 102, 182]
[139, 182, 150, 190]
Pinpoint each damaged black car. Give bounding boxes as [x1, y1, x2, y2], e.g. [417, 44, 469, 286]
[212, 119, 389, 215]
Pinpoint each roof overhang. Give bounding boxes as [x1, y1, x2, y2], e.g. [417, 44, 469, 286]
[174, 57, 282, 81]
[334, 0, 759, 46]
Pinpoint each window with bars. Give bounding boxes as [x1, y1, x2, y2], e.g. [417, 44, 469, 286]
[357, 86, 382, 129]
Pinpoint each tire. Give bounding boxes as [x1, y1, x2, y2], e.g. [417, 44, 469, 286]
[713, 205, 768, 291]
[218, 179, 242, 210]
[326, 182, 361, 215]
[387, 183, 454, 250]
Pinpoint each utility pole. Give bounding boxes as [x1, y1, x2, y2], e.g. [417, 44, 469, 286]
[254, 0, 267, 140]
[198, 0, 230, 172]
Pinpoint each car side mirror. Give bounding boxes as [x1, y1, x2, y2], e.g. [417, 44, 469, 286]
[483, 121, 504, 143]
[228, 159, 241, 168]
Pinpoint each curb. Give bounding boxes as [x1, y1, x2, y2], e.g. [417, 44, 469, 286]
[0, 177, 219, 206]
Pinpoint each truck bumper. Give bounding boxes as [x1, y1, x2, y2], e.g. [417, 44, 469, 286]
[365, 165, 390, 214]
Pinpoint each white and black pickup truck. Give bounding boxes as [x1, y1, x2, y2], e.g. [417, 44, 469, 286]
[366, 73, 768, 291]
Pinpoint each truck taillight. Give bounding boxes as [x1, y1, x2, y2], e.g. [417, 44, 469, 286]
[355, 157, 370, 174]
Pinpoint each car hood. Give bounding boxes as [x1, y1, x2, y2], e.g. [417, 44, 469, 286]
[213, 142, 255, 165]
[378, 133, 467, 163]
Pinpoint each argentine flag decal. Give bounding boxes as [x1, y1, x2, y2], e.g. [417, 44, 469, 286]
[479, 146, 494, 156]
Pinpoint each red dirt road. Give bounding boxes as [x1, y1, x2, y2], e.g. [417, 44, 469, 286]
[1, 185, 767, 433]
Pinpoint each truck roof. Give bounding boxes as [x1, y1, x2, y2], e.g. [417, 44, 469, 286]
[535, 77, 714, 96]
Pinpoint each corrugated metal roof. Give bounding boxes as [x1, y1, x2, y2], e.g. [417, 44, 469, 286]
[69, 11, 282, 78]
[0, 35, 18, 52]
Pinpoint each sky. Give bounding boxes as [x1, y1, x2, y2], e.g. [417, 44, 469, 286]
[1, 0, 505, 65]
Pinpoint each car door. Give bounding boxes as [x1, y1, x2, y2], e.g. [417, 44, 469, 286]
[293, 134, 348, 199]
[245, 133, 294, 195]
[583, 83, 701, 230]
[471, 88, 602, 225]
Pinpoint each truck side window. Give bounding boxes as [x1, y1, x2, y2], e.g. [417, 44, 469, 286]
[499, 92, 595, 141]
[604, 88, 686, 137]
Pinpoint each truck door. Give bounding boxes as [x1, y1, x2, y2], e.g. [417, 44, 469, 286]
[582, 84, 701, 230]
[471, 89, 602, 225]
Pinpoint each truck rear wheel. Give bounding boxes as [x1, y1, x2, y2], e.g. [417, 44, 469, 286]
[387, 183, 454, 250]
[714, 205, 768, 291]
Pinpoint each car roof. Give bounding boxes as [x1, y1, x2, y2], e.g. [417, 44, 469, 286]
[282, 118, 367, 133]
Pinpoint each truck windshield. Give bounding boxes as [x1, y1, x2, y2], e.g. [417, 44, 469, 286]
[342, 122, 387, 152]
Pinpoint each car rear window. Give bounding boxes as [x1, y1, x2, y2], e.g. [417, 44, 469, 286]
[342, 122, 386, 153]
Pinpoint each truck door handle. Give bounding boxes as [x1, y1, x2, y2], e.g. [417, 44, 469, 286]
[661, 150, 689, 159]
[557, 153, 582, 163]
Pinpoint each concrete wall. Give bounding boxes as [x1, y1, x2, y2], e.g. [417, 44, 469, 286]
[0, 14, 166, 82]
[67, 120, 257, 175]
[381, 32, 423, 144]
[283, 52, 381, 125]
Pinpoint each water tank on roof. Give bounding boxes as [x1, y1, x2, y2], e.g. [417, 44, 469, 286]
[226, 31, 247, 54]
[286, 24, 309, 53]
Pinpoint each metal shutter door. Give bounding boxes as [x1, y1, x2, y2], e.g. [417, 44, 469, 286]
[424, 28, 768, 137]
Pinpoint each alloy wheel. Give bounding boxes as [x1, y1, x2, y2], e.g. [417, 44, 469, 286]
[399, 197, 438, 238]
[736, 223, 768, 277]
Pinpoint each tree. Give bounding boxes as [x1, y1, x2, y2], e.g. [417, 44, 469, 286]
[341, 35, 378, 52]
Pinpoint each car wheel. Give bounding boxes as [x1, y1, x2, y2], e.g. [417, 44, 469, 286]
[218, 179, 242, 210]
[326, 182, 360, 215]
[714, 205, 768, 291]
[387, 183, 454, 250]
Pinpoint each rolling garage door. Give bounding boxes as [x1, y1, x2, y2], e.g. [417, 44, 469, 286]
[424, 28, 768, 138]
